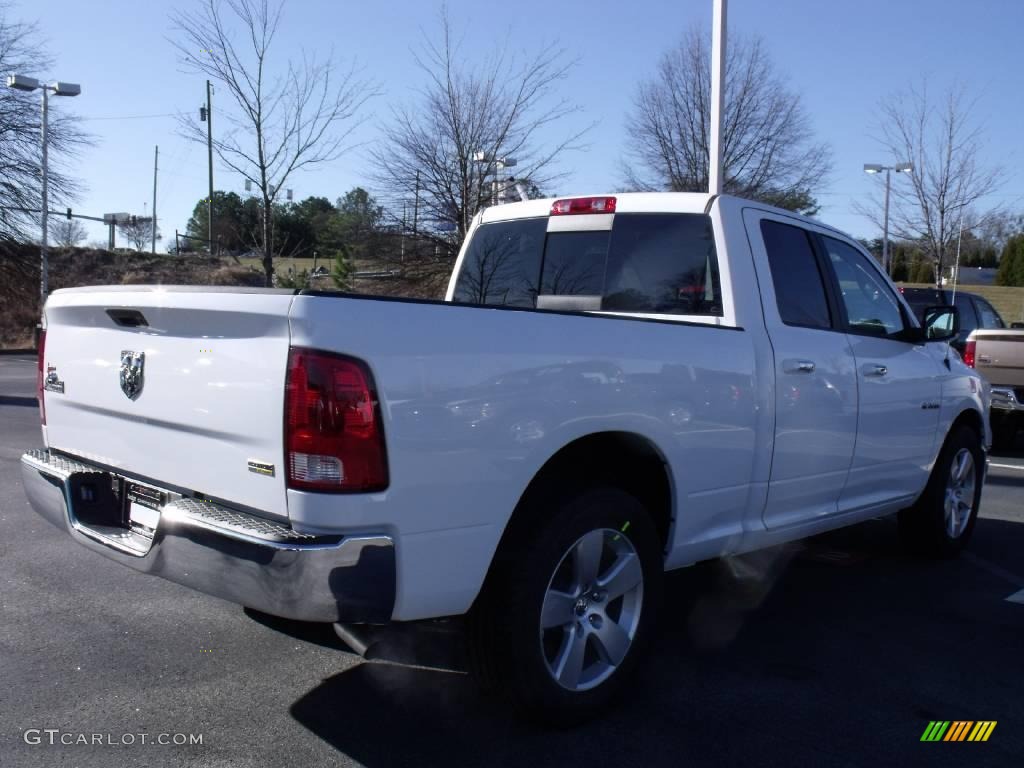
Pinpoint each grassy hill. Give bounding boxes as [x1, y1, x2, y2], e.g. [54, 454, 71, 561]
[0, 243, 452, 349]
[0, 244, 265, 348]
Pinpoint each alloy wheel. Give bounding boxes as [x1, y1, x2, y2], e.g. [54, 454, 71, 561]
[539, 528, 644, 692]
[944, 447, 976, 539]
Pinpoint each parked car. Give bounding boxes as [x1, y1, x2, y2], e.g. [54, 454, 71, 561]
[22, 193, 988, 725]
[898, 286, 1006, 355]
[964, 328, 1024, 449]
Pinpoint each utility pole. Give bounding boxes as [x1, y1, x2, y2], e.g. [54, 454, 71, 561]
[151, 145, 159, 255]
[708, 0, 727, 196]
[412, 170, 420, 237]
[205, 80, 214, 254]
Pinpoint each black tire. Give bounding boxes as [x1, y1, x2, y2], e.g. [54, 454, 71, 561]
[991, 416, 1018, 453]
[898, 424, 984, 558]
[467, 486, 663, 727]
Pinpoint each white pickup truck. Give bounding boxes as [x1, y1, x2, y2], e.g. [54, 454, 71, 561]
[22, 193, 989, 724]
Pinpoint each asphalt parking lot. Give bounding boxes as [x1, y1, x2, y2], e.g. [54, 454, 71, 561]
[1, 352, 1022, 767]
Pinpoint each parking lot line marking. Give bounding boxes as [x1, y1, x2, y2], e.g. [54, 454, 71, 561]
[1006, 588, 1024, 605]
[987, 462, 1024, 471]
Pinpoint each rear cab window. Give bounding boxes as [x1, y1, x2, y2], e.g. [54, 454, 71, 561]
[449, 218, 547, 307]
[452, 213, 723, 319]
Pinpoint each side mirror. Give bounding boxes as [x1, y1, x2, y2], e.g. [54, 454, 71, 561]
[922, 305, 959, 342]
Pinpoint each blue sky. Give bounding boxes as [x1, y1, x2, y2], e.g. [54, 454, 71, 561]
[14, 0, 1024, 248]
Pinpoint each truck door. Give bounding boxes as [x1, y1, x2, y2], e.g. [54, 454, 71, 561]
[817, 235, 943, 508]
[744, 210, 858, 529]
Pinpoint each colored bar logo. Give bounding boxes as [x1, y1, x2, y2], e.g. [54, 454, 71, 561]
[921, 721, 996, 742]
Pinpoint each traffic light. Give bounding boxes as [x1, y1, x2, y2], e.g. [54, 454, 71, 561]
[66, 208, 72, 220]
[199, 106, 207, 122]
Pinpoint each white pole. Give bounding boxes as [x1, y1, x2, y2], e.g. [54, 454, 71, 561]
[708, 0, 728, 195]
[151, 145, 158, 255]
[951, 215, 964, 302]
[40, 86, 49, 303]
[882, 168, 891, 274]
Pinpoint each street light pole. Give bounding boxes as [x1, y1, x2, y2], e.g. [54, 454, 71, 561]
[39, 85, 49, 301]
[709, 0, 727, 195]
[881, 167, 891, 274]
[864, 162, 913, 276]
[6, 75, 81, 305]
[206, 80, 214, 254]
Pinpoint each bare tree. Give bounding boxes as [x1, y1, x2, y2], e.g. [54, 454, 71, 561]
[51, 218, 87, 249]
[624, 26, 831, 214]
[0, 3, 89, 295]
[116, 218, 160, 252]
[857, 82, 1005, 285]
[372, 12, 590, 254]
[977, 210, 1024, 254]
[171, 0, 375, 285]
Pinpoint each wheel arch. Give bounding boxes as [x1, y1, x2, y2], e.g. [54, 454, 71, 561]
[949, 407, 984, 444]
[478, 431, 675, 601]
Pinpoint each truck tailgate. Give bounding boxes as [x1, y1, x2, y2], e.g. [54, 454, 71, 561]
[974, 333, 1024, 387]
[41, 287, 295, 520]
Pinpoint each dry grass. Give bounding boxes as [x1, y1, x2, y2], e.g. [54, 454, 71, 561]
[0, 242, 453, 349]
[0, 245, 265, 349]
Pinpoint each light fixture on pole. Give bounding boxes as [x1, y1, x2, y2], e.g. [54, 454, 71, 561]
[863, 162, 913, 276]
[472, 153, 517, 205]
[6, 74, 81, 304]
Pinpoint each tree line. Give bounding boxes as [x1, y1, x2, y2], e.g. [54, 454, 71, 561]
[1, 0, 1019, 291]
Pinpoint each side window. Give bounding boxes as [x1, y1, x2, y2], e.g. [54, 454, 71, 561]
[603, 214, 722, 316]
[821, 236, 905, 337]
[760, 220, 832, 329]
[451, 218, 547, 307]
[975, 298, 1005, 329]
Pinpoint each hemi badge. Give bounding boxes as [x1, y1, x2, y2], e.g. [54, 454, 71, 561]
[247, 460, 275, 477]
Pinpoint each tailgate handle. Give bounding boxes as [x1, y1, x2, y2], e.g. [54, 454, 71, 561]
[106, 308, 148, 327]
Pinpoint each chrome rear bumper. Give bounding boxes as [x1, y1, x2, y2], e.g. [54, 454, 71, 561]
[991, 387, 1024, 413]
[20, 450, 395, 623]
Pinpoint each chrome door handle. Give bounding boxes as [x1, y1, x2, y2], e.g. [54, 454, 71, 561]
[783, 359, 816, 374]
[864, 364, 888, 377]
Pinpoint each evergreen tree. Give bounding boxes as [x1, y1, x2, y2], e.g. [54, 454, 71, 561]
[331, 241, 355, 290]
[996, 235, 1024, 287]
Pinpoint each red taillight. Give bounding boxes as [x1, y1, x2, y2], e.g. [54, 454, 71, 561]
[550, 196, 617, 216]
[284, 348, 388, 492]
[963, 339, 976, 368]
[37, 329, 46, 425]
